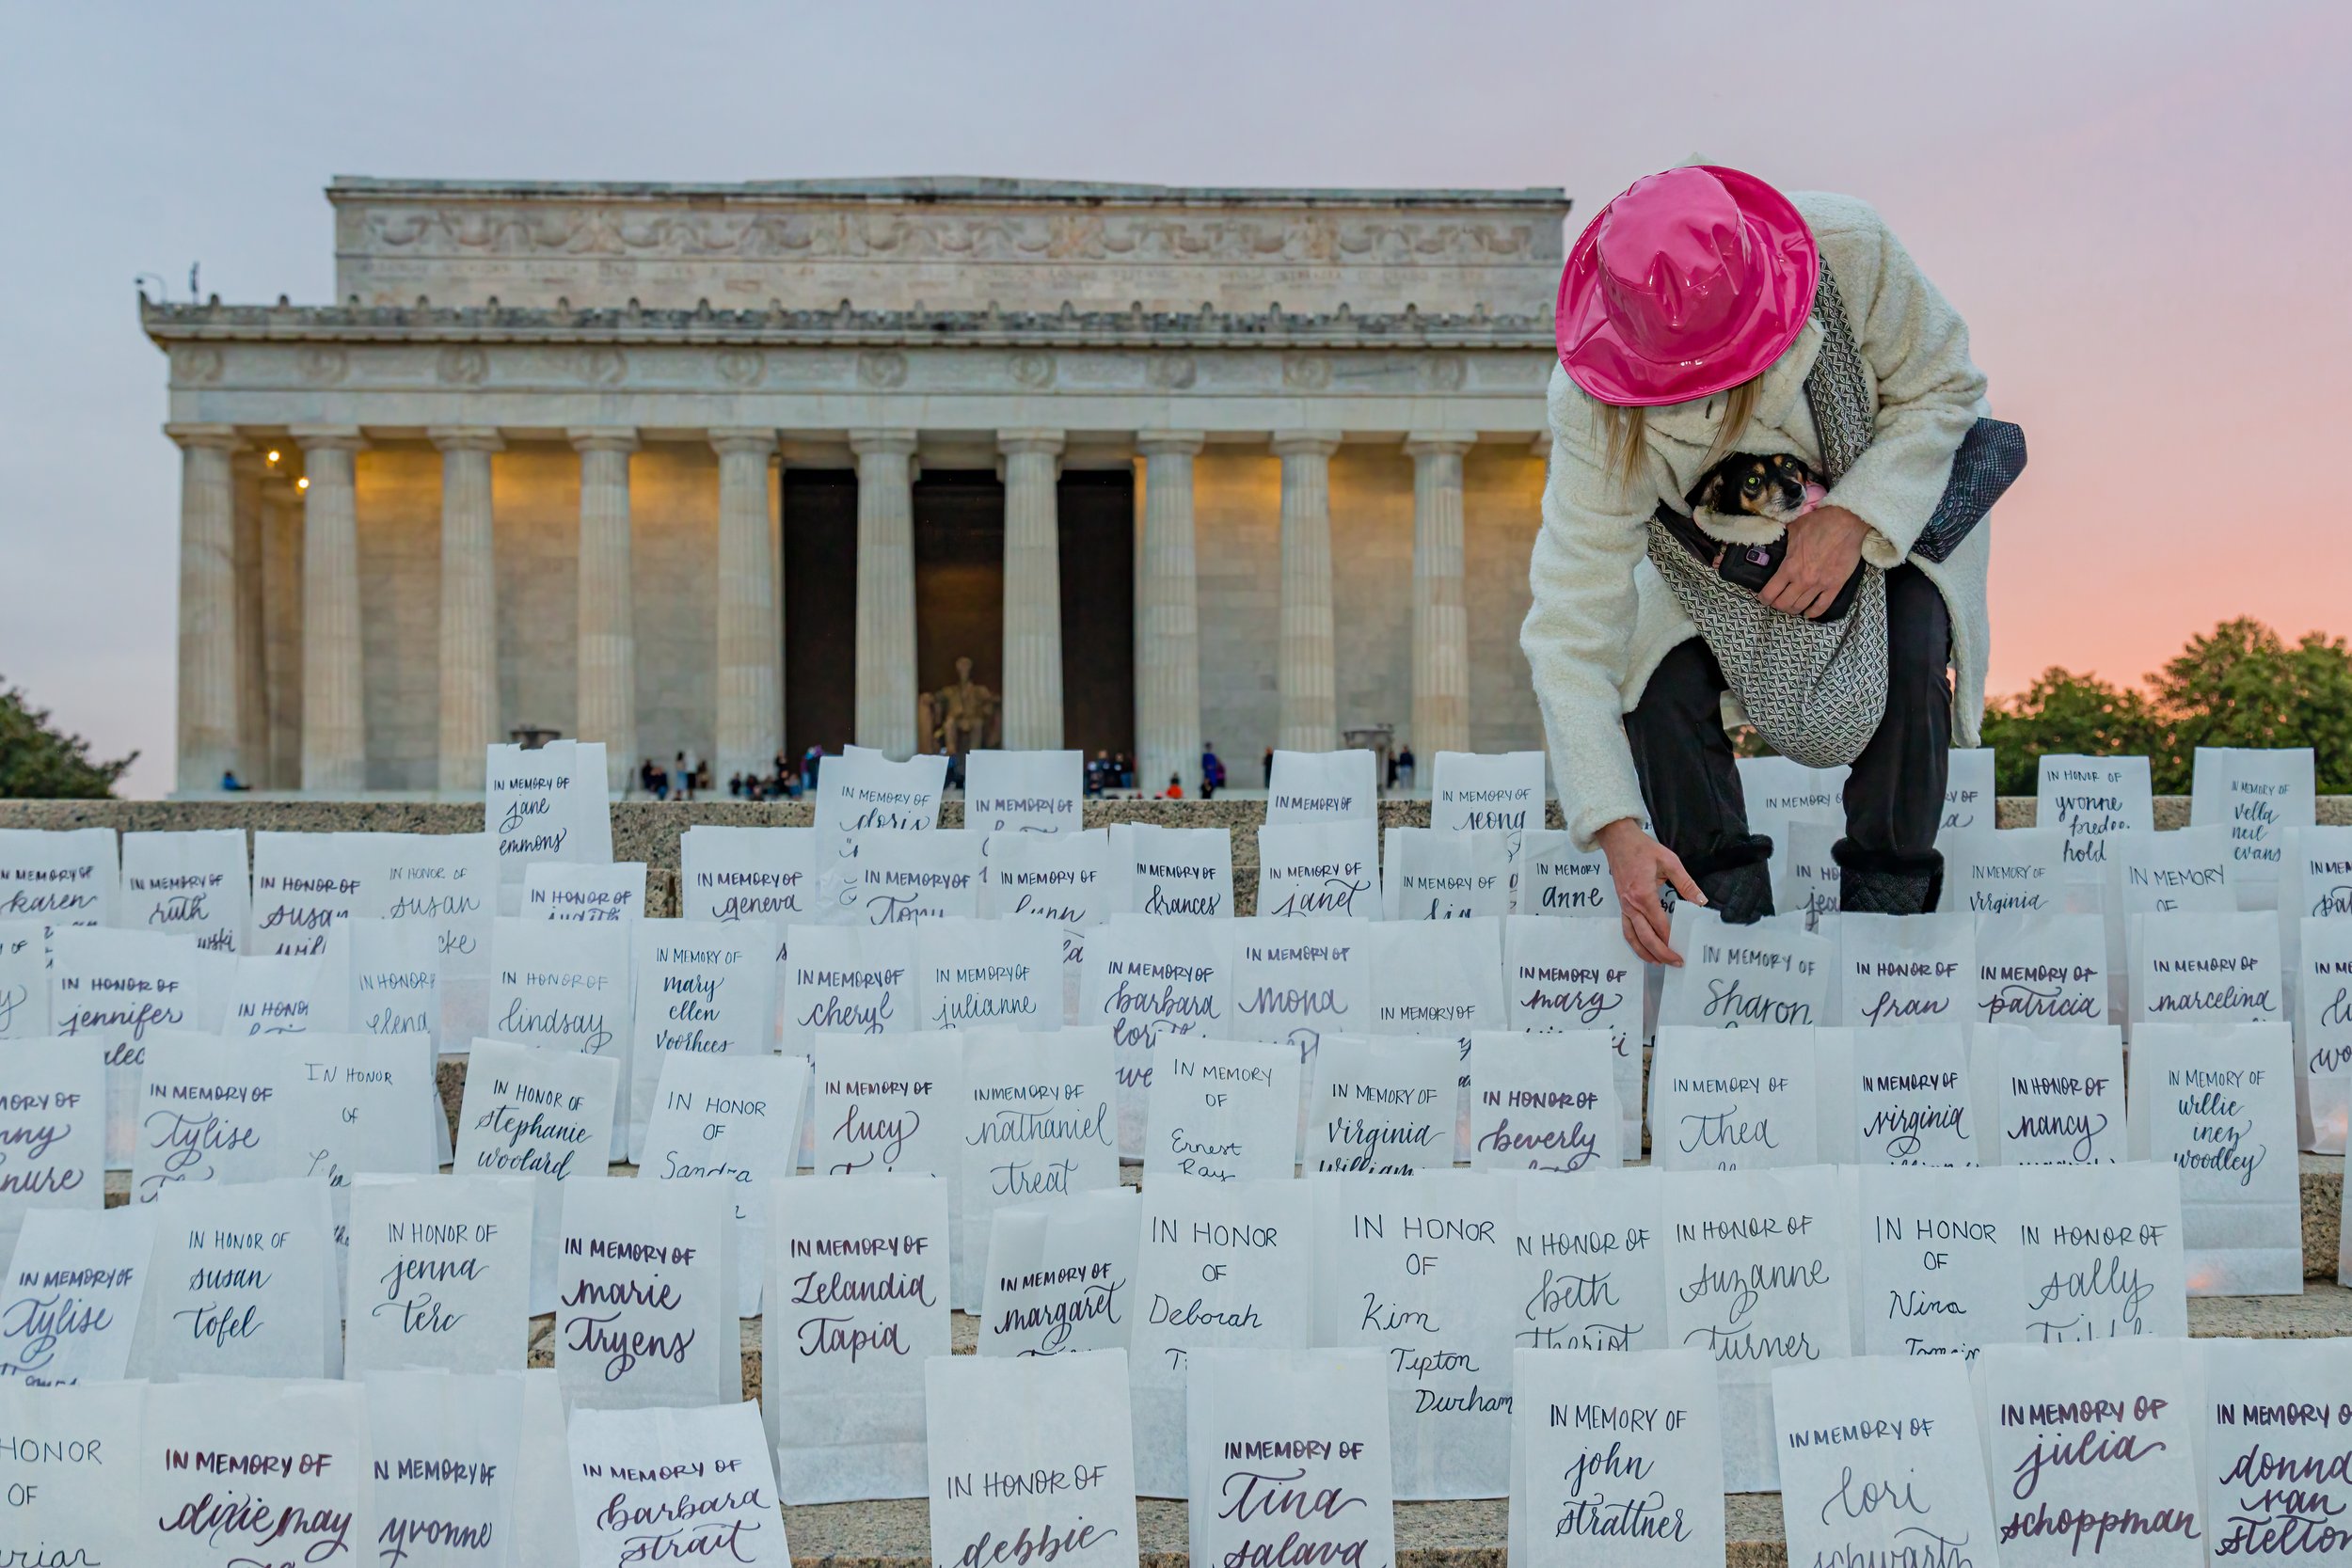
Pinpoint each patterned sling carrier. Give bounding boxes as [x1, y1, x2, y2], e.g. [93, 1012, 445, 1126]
[1643, 261, 1889, 769]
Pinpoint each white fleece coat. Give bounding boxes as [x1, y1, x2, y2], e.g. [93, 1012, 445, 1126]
[1521, 190, 1993, 850]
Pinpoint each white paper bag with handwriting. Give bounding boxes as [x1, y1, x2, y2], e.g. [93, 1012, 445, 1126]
[220, 954, 323, 1037]
[278, 1032, 445, 1305]
[1508, 1345, 1724, 1568]
[965, 749, 1084, 848]
[978, 1187, 1139, 1358]
[1837, 913, 1974, 1029]
[2127, 1020, 2299, 1293]
[1504, 916, 1645, 1152]
[1939, 745, 1995, 837]
[988, 830, 1107, 1003]
[1311, 1170, 1516, 1499]
[764, 1172, 951, 1503]
[2199, 1338, 2352, 1563]
[1772, 1355, 1998, 1568]
[2131, 909, 2284, 1028]
[1431, 751, 1546, 858]
[1972, 1337, 2206, 1567]
[1974, 912, 2108, 1029]
[2111, 825, 2239, 1002]
[346, 1171, 534, 1373]
[555, 1176, 736, 1410]
[1144, 1036, 1301, 1180]
[1382, 828, 1511, 922]
[814, 745, 946, 851]
[0, 1379, 145, 1565]
[1111, 824, 1234, 919]
[1853, 1164, 2021, 1354]
[1267, 750, 1379, 823]
[1368, 913, 1502, 1152]
[925, 1349, 1139, 1568]
[1080, 914, 1233, 1156]
[810, 1030, 961, 1179]
[132, 1175, 339, 1379]
[488, 739, 611, 891]
[130, 1030, 285, 1202]
[1773, 815, 1843, 922]
[956, 1027, 1120, 1310]
[1515, 830, 1620, 919]
[780, 923, 916, 1055]
[916, 915, 1060, 1034]
[567, 1401, 789, 1568]
[1656, 905, 1831, 1031]
[2013, 1161, 2188, 1340]
[362, 1368, 526, 1568]
[250, 830, 368, 954]
[2192, 746, 2316, 902]
[1850, 1022, 1979, 1165]
[2299, 915, 2352, 1152]
[364, 831, 500, 1045]
[1941, 825, 2066, 915]
[1734, 755, 1848, 862]
[1648, 1025, 1818, 1171]
[333, 916, 444, 1053]
[1305, 1036, 1455, 1175]
[1258, 821, 1381, 921]
[0, 1202, 156, 1383]
[1191, 1347, 1395, 1568]
[679, 824, 814, 1000]
[1971, 1022, 2126, 1164]
[1659, 1164, 1851, 1489]
[0, 1037, 103, 1251]
[1228, 916, 1372, 1136]
[2037, 754, 2154, 881]
[1468, 1030, 1618, 1172]
[1130, 1175, 1315, 1496]
[141, 1376, 370, 1568]
[523, 862, 646, 928]
[819, 828, 982, 927]
[1512, 1168, 1667, 1353]
[49, 925, 201, 1167]
[626, 919, 775, 1159]
[453, 1038, 620, 1313]
[2279, 824, 2352, 997]
[0, 921, 48, 1038]
[642, 1051, 809, 1316]
[122, 829, 247, 956]
[0, 827, 115, 926]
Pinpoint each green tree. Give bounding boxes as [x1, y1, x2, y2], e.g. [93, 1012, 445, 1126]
[2149, 618, 2352, 792]
[0, 680, 136, 799]
[1979, 667, 2164, 795]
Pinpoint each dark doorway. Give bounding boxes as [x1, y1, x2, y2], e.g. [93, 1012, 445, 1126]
[1058, 468, 1136, 759]
[783, 468, 858, 761]
[913, 471, 1007, 719]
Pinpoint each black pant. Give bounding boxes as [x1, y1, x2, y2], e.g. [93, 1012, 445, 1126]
[1624, 563, 1952, 879]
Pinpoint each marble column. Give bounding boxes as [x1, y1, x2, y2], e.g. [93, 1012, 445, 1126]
[1134, 432, 1204, 796]
[850, 430, 920, 758]
[1406, 435, 1474, 763]
[711, 428, 782, 783]
[230, 450, 270, 786]
[1271, 431, 1342, 754]
[292, 425, 367, 793]
[999, 429, 1065, 751]
[431, 427, 502, 792]
[569, 429, 638, 791]
[261, 474, 304, 788]
[167, 423, 244, 794]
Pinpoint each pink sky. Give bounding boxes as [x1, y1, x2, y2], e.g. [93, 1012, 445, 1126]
[2, 0, 2344, 796]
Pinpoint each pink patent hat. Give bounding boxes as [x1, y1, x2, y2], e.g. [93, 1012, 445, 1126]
[1556, 166, 1819, 408]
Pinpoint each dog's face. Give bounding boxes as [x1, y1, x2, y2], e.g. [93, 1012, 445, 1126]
[1690, 451, 1828, 525]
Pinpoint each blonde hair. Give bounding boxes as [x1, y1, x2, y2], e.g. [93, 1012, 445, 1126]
[1597, 374, 1765, 499]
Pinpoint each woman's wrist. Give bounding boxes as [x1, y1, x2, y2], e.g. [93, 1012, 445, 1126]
[1594, 817, 1648, 856]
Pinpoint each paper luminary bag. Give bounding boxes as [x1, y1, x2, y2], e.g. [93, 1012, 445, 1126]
[1648, 1025, 1820, 1171]
[764, 1173, 952, 1503]
[979, 1187, 1140, 1357]
[140, 1377, 371, 1568]
[131, 1175, 341, 1380]
[818, 829, 982, 927]
[1939, 745, 1996, 839]
[1655, 904, 1832, 1030]
[555, 1175, 739, 1410]
[328, 916, 443, 1048]
[925, 1350, 1140, 1568]
[1514, 830, 1621, 918]
[964, 749, 1085, 844]
[127, 1030, 287, 1202]
[1079, 914, 1233, 1155]
[219, 954, 323, 1037]
[1381, 828, 1512, 922]
[1512, 1167, 1667, 1352]
[361, 830, 501, 1044]
[1974, 912, 2109, 1029]
[678, 824, 815, 964]
[1776, 815, 1843, 922]
[1188, 1349, 1395, 1568]
[1468, 1030, 1619, 1172]
[1227, 915, 1372, 1109]
[1256, 821, 1381, 920]
[1848, 1022, 1980, 1165]
[1973, 1338, 2207, 1568]
[1107, 823, 1235, 918]
[1311, 1170, 1517, 1499]
[49, 926, 203, 1171]
[915, 914, 1061, 1033]
[642, 1051, 810, 1316]
[1940, 825, 2068, 915]
[486, 738, 613, 891]
[2202, 1339, 2352, 1563]
[987, 829, 1109, 982]
[516, 1368, 580, 1568]
[0, 826, 117, 926]
[812, 745, 948, 849]
[0, 920, 48, 1038]
[1143, 1035, 1301, 1181]
[1367, 913, 1502, 1148]
[2126, 1020, 2300, 1293]
[1304, 1036, 1456, 1174]
[809, 1030, 962, 1178]
[454, 1037, 622, 1314]
[249, 830, 370, 954]
[360, 1369, 528, 1568]
[2013, 1161, 2188, 1341]
[1503, 916, 1644, 1152]
[568, 1402, 791, 1568]
[2131, 909, 2284, 1028]
[1852, 1164, 2023, 1355]
[0, 1037, 103, 1251]
[2109, 825, 2239, 1011]
[1772, 1356, 1999, 1568]
[779, 923, 917, 1053]
[2298, 915, 2352, 1151]
[345, 1172, 534, 1373]
[275, 1032, 445, 1289]
[1836, 912, 1975, 1028]
[1129, 1175, 1316, 1497]
[1658, 1163, 1852, 1490]
[623, 918, 776, 1159]
[0, 1202, 157, 1383]
[1732, 755, 1849, 861]
[2036, 753, 2154, 880]
[523, 861, 648, 927]
[1970, 1022, 2127, 1164]
[2191, 745, 2316, 898]
[955, 1026, 1120, 1310]
[1431, 750, 1546, 852]
[1508, 1346, 1725, 1568]
[0, 1381, 146, 1568]
[120, 829, 247, 955]
[1266, 748, 1379, 822]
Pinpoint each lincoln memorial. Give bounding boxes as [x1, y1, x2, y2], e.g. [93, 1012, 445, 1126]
[147, 176, 1570, 796]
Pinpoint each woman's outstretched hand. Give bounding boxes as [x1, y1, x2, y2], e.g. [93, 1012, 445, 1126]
[1595, 817, 1705, 966]
[1761, 503, 1870, 618]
